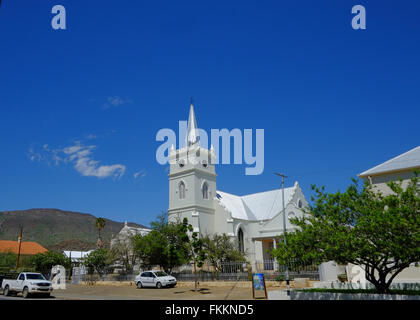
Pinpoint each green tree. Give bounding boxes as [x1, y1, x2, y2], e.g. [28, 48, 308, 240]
[83, 248, 113, 278]
[132, 213, 189, 273]
[30, 251, 70, 274]
[95, 217, 106, 248]
[202, 234, 246, 272]
[272, 174, 420, 294]
[180, 218, 206, 292]
[0, 251, 18, 269]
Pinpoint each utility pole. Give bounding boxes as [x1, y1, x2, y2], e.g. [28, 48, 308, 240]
[15, 226, 23, 270]
[274, 173, 290, 296]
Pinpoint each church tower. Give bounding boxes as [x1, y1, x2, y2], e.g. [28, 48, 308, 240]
[168, 103, 216, 236]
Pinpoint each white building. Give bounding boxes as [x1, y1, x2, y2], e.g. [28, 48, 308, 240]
[110, 222, 151, 272]
[63, 250, 93, 263]
[359, 145, 420, 195]
[110, 221, 151, 247]
[168, 104, 309, 268]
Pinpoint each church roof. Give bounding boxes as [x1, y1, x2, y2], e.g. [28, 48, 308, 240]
[359, 145, 420, 177]
[186, 103, 199, 146]
[216, 182, 299, 221]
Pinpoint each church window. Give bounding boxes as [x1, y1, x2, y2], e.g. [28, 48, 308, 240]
[179, 181, 185, 199]
[297, 199, 303, 208]
[238, 228, 244, 253]
[202, 182, 209, 199]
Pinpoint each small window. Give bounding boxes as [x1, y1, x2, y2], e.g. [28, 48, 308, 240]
[179, 181, 185, 199]
[202, 182, 209, 199]
[19, 274, 25, 280]
[202, 160, 208, 168]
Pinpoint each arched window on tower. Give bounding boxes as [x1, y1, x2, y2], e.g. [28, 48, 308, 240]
[238, 228, 244, 253]
[179, 181, 185, 199]
[202, 182, 209, 199]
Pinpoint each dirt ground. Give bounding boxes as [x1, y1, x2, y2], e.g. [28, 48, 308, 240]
[49, 282, 280, 300]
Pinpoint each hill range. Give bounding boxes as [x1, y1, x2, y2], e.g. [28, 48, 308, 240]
[0, 209, 148, 251]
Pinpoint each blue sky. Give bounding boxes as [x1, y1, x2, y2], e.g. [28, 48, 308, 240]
[0, 1, 419, 227]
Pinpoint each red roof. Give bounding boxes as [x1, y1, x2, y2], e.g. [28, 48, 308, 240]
[0, 240, 48, 255]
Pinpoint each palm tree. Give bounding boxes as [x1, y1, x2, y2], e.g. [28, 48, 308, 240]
[95, 218, 106, 248]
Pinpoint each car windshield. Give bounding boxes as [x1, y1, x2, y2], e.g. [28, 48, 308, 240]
[154, 271, 168, 277]
[26, 273, 46, 280]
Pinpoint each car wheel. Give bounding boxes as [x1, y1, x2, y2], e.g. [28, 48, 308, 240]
[22, 287, 30, 299]
[156, 282, 162, 289]
[3, 285, 10, 296]
[136, 281, 142, 289]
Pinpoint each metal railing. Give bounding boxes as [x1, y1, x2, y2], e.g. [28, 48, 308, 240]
[70, 260, 320, 283]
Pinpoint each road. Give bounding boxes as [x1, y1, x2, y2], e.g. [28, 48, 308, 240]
[0, 283, 277, 300]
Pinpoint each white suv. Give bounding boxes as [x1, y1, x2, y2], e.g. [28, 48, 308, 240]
[135, 270, 177, 289]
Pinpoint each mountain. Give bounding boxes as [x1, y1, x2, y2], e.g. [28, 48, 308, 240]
[0, 209, 148, 250]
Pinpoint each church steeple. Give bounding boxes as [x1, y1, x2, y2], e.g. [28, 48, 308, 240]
[186, 101, 199, 147]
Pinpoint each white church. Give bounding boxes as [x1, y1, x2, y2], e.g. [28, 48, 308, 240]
[168, 104, 309, 268]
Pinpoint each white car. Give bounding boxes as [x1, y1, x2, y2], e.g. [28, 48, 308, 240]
[1, 272, 53, 298]
[135, 270, 177, 289]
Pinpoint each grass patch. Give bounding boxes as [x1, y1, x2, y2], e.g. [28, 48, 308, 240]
[299, 288, 420, 296]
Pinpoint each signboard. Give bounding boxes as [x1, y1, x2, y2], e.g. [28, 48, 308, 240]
[252, 273, 267, 299]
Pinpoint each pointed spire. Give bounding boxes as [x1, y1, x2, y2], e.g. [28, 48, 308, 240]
[186, 101, 199, 147]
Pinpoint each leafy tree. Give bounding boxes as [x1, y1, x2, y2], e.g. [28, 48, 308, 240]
[202, 234, 246, 272]
[132, 213, 189, 273]
[272, 174, 420, 294]
[0, 251, 18, 269]
[83, 248, 113, 278]
[95, 217, 106, 248]
[180, 218, 206, 292]
[109, 237, 137, 273]
[132, 231, 165, 270]
[30, 251, 70, 274]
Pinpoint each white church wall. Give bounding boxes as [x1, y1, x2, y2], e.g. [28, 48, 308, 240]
[254, 240, 264, 261]
[197, 210, 215, 236]
[213, 201, 231, 235]
[192, 172, 216, 210]
[168, 209, 197, 230]
[169, 172, 197, 211]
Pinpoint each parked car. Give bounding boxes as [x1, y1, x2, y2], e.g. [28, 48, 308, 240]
[1, 272, 53, 298]
[135, 270, 177, 289]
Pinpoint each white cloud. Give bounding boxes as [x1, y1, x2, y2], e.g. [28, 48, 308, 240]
[29, 142, 126, 179]
[85, 134, 97, 140]
[133, 169, 147, 179]
[28, 147, 43, 162]
[102, 96, 132, 110]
